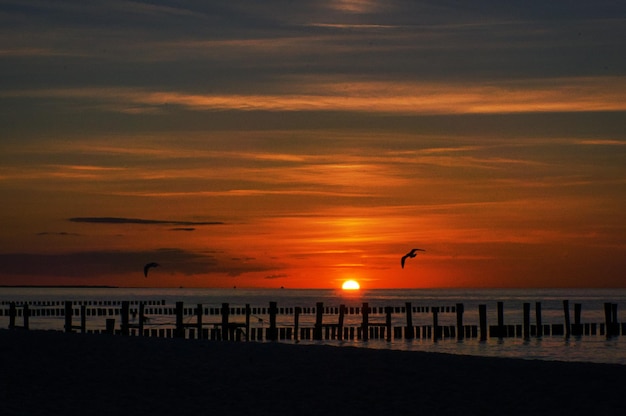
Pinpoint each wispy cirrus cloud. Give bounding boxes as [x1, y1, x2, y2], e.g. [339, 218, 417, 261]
[575, 139, 626, 146]
[5, 76, 626, 115]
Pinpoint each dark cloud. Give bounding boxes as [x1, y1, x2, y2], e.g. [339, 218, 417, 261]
[68, 217, 223, 226]
[36, 232, 81, 236]
[0, 248, 214, 278]
[170, 228, 195, 231]
[265, 273, 288, 280]
[0, 248, 274, 279]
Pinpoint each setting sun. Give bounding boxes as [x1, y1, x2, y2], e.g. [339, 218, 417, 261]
[342, 280, 360, 290]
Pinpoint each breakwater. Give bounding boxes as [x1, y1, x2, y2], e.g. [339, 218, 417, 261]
[2, 299, 623, 341]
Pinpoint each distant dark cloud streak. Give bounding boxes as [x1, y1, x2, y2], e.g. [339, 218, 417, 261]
[0, 248, 276, 279]
[68, 217, 223, 226]
[265, 273, 288, 280]
[0, 249, 212, 278]
[36, 232, 81, 236]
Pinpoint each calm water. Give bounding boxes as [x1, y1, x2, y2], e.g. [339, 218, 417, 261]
[1, 287, 625, 365]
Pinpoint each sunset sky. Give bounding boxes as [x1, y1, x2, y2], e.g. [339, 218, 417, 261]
[1, 0, 625, 288]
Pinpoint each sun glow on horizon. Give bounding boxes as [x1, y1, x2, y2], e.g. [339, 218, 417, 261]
[342, 279, 360, 290]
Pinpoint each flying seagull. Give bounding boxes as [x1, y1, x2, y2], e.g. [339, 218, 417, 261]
[401, 248, 425, 269]
[143, 262, 159, 277]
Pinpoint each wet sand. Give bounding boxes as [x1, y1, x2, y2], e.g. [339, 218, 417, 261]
[1, 329, 625, 415]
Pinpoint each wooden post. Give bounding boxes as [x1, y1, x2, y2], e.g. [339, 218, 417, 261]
[479, 304, 487, 341]
[245, 304, 251, 342]
[9, 302, 17, 329]
[573, 303, 582, 336]
[563, 300, 571, 338]
[105, 318, 115, 334]
[432, 307, 440, 341]
[523, 303, 530, 340]
[611, 304, 618, 337]
[337, 305, 345, 341]
[497, 301, 504, 338]
[80, 305, 86, 333]
[121, 301, 130, 336]
[535, 302, 543, 337]
[64, 301, 73, 333]
[314, 302, 323, 340]
[221, 303, 230, 341]
[574, 303, 581, 325]
[604, 302, 611, 337]
[20, 304, 29, 330]
[268, 301, 278, 341]
[294, 307, 301, 342]
[174, 301, 185, 338]
[138, 302, 145, 336]
[456, 303, 464, 340]
[604, 302, 616, 338]
[195, 304, 203, 339]
[405, 302, 414, 339]
[362, 303, 369, 342]
[611, 303, 618, 323]
[385, 306, 393, 342]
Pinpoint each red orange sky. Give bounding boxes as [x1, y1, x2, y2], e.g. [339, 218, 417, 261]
[1, 1, 625, 288]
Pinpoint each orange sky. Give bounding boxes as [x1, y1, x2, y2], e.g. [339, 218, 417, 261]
[1, 1, 625, 288]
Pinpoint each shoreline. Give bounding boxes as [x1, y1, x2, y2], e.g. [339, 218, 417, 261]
[1, 329, 625, 415]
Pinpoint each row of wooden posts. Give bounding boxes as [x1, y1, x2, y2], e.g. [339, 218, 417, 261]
[0, 299, 166, 307]
[1, 302, 458, 317]
[5, 300, 624, 341]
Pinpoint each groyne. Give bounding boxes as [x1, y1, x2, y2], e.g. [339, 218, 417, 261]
[2, 299, 623, 342]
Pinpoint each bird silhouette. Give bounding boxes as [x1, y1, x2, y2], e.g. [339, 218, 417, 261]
[401, 248, 425, 268]
[143, 262, 159, 277]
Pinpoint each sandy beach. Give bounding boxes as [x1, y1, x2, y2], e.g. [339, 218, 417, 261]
[1, 329, 625, 416]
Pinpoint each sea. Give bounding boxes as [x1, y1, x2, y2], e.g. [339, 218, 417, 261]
[1, 287, 625, 365]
